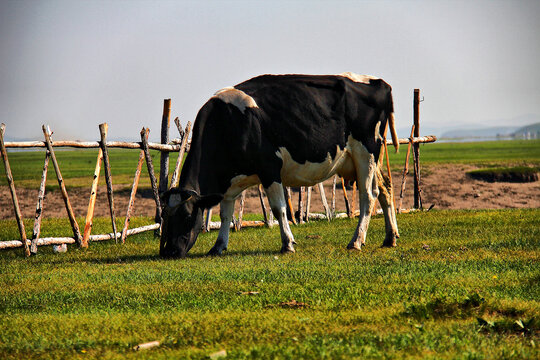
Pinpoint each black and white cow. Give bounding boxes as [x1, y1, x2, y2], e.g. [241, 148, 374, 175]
[160, 73, 400, 258]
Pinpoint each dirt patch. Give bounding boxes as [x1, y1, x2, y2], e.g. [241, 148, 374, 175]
[1, 164, 539, 221]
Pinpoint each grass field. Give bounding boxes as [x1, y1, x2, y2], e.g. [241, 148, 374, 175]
[1, 140, 539, 358]
[1, 209, 539, 359]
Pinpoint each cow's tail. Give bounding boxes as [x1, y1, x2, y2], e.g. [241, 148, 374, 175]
[388, 112, 399, 152]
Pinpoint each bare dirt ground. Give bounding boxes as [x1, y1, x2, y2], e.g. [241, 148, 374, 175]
[1, 164, 539, 221]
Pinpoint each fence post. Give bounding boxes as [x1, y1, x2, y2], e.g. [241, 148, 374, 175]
[158, 99, 171, 196]
[99, 123, 118, 243]
[413, 89, 423, 209]
[284, 187, 297, 225]
[170, 120, 192, 189]
[140, 128, 162, 231]
[31, 150, 50, 254]
[0, 124, 30, 256]
[42, 125, 83, 247]
[121, 142, 146, 243]
[298, 187, 305, 224]
[83, 147, 103, 246]
[258, 184, 271, 227]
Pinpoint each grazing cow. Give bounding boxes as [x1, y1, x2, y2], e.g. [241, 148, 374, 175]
[160, 73, 399, 258]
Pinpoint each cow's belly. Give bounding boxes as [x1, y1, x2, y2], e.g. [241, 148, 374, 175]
[276, 146, 356, 187]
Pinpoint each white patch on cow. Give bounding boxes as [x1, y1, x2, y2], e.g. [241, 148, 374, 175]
[275, 145, 355, 187]
[223, 174, 261, 201]
[168, 193, 183, 207]
[213, 87, 258, 114]
[339, 72, 379, 84]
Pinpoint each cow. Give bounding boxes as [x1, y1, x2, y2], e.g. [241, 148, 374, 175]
[160, 73, 400, 258]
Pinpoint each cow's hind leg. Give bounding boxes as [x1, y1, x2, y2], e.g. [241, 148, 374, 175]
[347, 150, 378, 250]
[207, 198, 235, 256]
[265, 182, 296, 253]
[377, 170, 399, 247]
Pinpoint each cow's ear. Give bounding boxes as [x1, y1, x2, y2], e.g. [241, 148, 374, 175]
[196, 193, 223, 209]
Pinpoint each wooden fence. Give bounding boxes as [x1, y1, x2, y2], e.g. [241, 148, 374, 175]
[0, 90, 435, 257]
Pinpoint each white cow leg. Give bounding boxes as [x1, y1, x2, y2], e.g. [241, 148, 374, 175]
[265, 182, 296, 253]
[347, 157, 378, 250]
[208, 198, 235, 255]
[377, 170, 399, 247]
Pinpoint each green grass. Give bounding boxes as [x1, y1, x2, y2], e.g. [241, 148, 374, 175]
[2, 140, 540, 188]
[1, 209, 539, 359]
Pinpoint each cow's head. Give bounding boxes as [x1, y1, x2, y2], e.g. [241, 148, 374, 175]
[160, 189, 222, 258]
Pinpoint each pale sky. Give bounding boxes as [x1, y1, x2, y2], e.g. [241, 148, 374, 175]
[1, 0, 539, 141]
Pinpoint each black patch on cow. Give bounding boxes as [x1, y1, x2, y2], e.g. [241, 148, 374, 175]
[178, 74, 394, 196]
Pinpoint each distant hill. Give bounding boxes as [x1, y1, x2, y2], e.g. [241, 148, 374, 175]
[441, 126, 518, 139]
[512, 122, 540, 139]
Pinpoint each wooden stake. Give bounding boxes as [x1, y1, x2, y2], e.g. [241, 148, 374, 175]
[0, 124, 30, 256]
[42, 125, 82, 246]
[204, 208, 213, 233]
[305, 186, 312, 222]
[140, 128, 162, 226]
[121, 148, 145, 243]
[351, 181, 357, 217]
[170, 120, 192, 189]
[341, 178, 352, 217]
[158, 99, 171, 196]
[413, 89, 422, 209]
[398, 125, 415, 213]
[331, 175, 337, 219]
[258, 184, 271, 226]
[99, 123, 118, 243]
[31, 150, 50, 254]
[82, 147, 103, 246]
[284, 186, 297, 225]
[237, 191, 246, 231]
[317, 182, 331, 221]
[298, 187, 305, 224]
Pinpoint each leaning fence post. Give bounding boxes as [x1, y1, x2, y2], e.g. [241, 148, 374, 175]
[83, 146, 103, 246]
[140, 128, 162, 229]
[305, 186, 312, 222]
[31, 150, 50, 254]
[42, 125, 83, 246]
[331, 175, 337, 219]
[121, 139, 146, 243]
[398, 125, 415, 213]
[341, 178, 352, 217]
[99, 123, 118, 243]
[158, 99, 171, 198]
[317, 182, 331, 221]
[284, 186, 297, 225]
[236, 191, 246, 231]
[170, 120, 192, 189]
[298, 187, 305, 224]
[413, 89, 423, 209]
[258, 184, 271, 227]
[0, 124, 30, 256]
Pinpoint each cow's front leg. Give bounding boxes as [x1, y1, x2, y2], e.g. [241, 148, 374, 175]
[265, 182, 296, 253]
[207, 199, 235, 256]
[348, 156, 378, 250]
[377, 170, 399, 247]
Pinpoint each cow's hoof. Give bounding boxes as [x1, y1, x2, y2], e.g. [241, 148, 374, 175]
[280, 246, 296, 254]
[207, 247, 225, 256]
[347, 243, 362, 251]
[382, 234, 397, 248]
